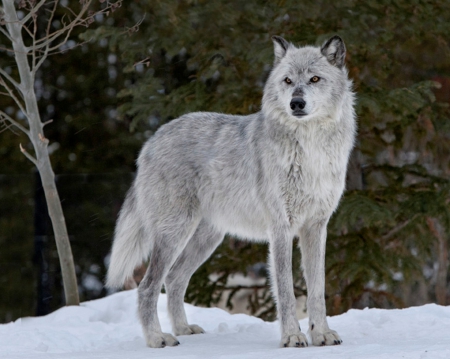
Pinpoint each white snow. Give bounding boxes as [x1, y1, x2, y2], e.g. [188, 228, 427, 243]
[1, 289, 449, 359]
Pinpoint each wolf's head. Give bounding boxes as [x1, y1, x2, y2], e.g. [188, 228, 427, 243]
[262, 35, 351, 125]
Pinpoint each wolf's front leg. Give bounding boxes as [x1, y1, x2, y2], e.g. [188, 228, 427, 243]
[269, 225, 308, 348]
[299, 219, 342, 346]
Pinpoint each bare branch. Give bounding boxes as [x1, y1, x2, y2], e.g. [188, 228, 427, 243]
[32, 0, 59, 73]
[38, 37, 91, 59]
[33, 0, 93, 51]
[32, 0, 123, 54]
[1, 3, 34, 50]
[33, 37, 50, 72]
[19, 19, 35, 39]
[0, 109, 30, 136]
[31, 4, 38, 70]
[42, 119, 53, 127]
[64, 2, 80, 18]
[47, 29, 80, 52]
[0, 25, 13, 42]
[0, 45, 19, 54]
[15, 0, 125, 68]
[0, 121, 19, 135]
[46, 0, 59, 37]
[44, 2, 128, 57]
[20, 0, 47, 25]
[0, 67, 21, 90]
[20, 142, 38, 165]
[0, 76, 27, 115]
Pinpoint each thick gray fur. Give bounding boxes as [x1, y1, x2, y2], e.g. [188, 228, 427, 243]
[107, 35, 356, 348]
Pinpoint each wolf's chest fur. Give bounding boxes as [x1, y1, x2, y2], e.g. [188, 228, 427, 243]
[280, 124, 348, 226]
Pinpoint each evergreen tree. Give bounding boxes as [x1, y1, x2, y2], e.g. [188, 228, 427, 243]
[88, 0, 450, 317]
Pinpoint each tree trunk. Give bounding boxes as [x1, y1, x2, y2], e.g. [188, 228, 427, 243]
[33, 170, 51, 315]
[426, 217, 448, 306]
[3, 0, 79, 306]
[436, 235, 448, 306]
[346, 148, 364, 191]
[39, 157, 80, 306]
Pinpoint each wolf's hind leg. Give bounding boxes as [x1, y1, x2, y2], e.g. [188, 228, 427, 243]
[138, 216, 201, 348]
[165, 220, 224, 336]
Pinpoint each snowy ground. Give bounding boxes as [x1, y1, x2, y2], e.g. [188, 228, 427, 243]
[1, 289, 449, 359]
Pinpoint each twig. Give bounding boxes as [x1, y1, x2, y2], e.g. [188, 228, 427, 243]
[134, 57, 151, 68]
[33, 38, 50, 73]
[0, 121, 18, 135]
[0, 68, 21, 90]
[0, 76, 27, 116]
[20, 0, 47, 25]
[126, 14, 145, 35]
[38, 132, 49, 144]
[32, 0, 58, 73]
[20, 143, 38, 165]
[33, 0, 93, 51]
[31, 3, 38, 71]
[382, 214, 420, 242]
[20, 16, 35, 40]
[46, 0, 59, 41]
[0, 45, 19, 54]
[0, 110, 29, 136]
[38, 37, 92, 58]
[0, 26, 13, 42]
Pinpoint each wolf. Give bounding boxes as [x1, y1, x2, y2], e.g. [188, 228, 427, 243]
[107, 35, 356, 348]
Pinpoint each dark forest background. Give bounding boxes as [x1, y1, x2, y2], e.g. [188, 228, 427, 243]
[1, 0, 450, 322]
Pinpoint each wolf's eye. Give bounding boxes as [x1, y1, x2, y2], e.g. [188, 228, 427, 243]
[310, 76, 320, 83]
[284, 77, 292, 84]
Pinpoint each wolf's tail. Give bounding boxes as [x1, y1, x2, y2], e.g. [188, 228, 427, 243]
[106, 185, 150, 288]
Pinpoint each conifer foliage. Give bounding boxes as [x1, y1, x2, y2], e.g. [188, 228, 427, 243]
[86, 0, 450, 319]
[87, 0, 450, 317]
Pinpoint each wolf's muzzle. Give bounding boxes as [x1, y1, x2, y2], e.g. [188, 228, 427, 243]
[290, 97, 306, 116]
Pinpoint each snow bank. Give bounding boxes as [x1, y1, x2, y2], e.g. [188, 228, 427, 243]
[1, 289, 449, 358]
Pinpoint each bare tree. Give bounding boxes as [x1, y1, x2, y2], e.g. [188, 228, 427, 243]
[0, 0, 122, 306]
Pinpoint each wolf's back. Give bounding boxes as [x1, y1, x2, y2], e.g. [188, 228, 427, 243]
[106, 185, 149, 288]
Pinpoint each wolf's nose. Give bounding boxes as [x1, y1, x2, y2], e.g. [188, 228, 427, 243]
[290, 98, 306, 111]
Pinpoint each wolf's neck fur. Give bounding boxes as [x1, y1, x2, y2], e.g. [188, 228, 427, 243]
[261, 107, 339, 148]
[259, 93, 355, 225]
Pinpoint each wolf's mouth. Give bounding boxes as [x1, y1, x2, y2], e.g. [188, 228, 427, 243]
[292, 110, 307, 117]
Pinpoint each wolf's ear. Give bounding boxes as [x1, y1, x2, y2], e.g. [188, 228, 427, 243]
[272, 36, 290, 64]
[321, 36, 346, 69]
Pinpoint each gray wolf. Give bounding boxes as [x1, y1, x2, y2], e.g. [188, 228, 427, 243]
[107, 35, 356, 348]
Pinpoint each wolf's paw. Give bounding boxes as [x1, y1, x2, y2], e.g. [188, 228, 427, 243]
[310, 329, 342, 346]
[145, 331, 180, 348]
[280, 332, 309, 348]
[174, 324, 205, 336]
